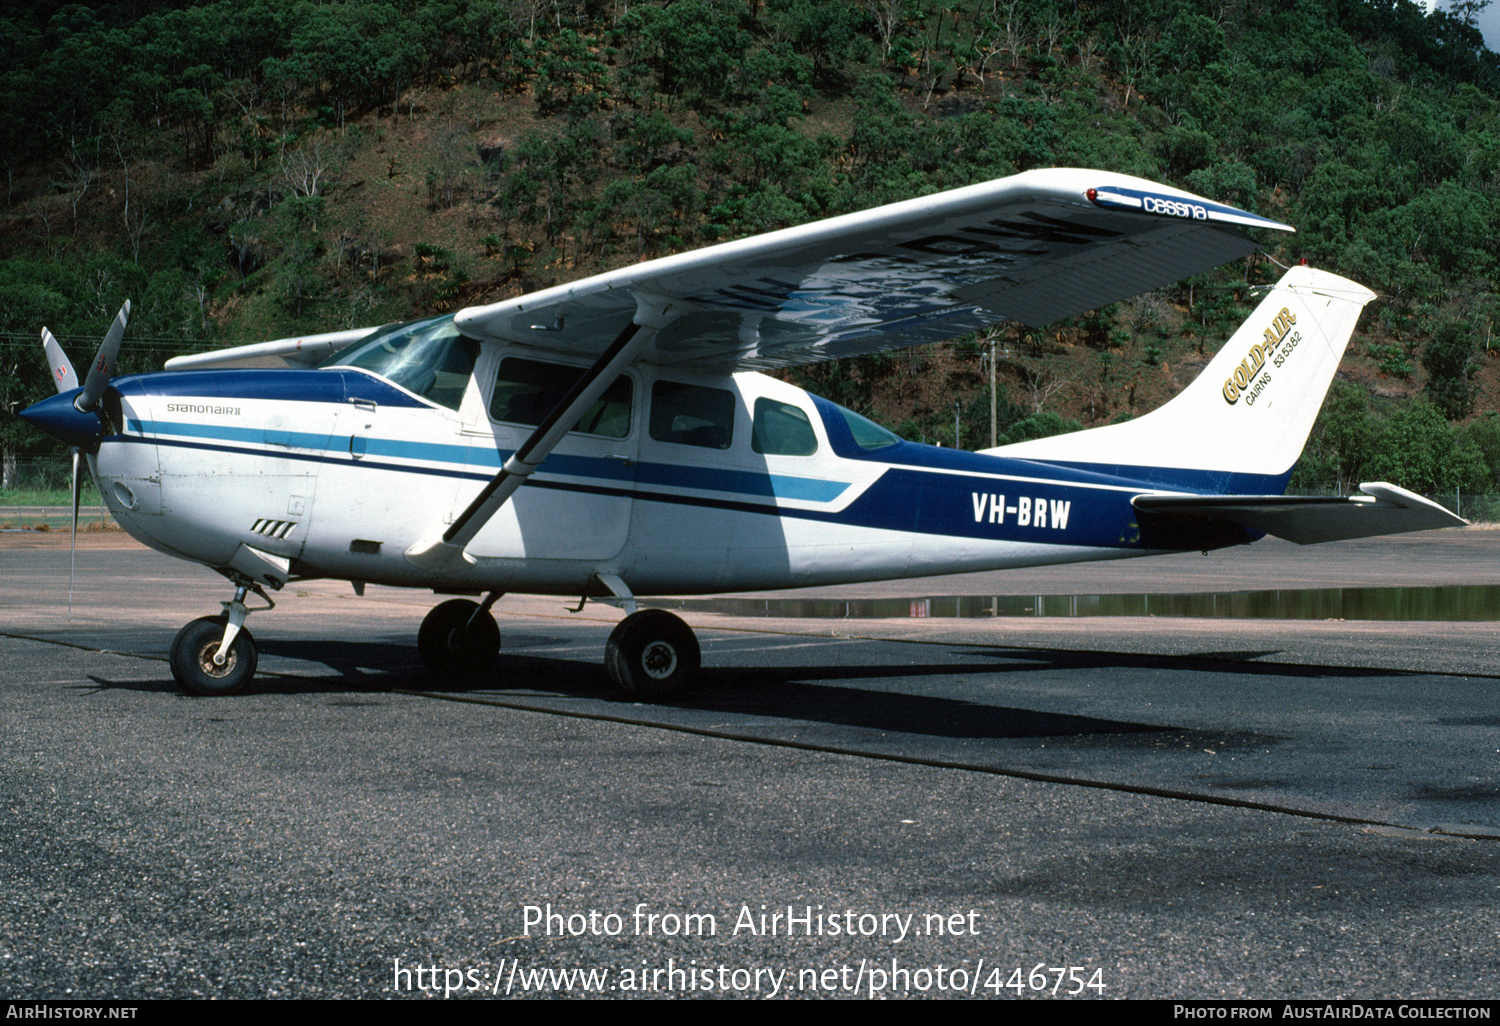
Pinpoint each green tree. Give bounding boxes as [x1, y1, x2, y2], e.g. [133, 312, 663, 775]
[1422, 317, 1480, 420]
[998, 411, 1084, 446]
[534, 29, 609, 119]
[598, 165, 702, 258]
[636, 0, 747, 105]
[1365, 397, 1489, 493]
[1458, 410, 1500, 485]
[1293, 383, 1380, 493]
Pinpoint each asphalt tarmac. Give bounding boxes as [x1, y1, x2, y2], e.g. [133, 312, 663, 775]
[2, 531, 1498, 1000]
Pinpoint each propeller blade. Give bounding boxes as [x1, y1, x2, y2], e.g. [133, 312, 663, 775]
[42, 328, 79, 393]
[76, 299, 130, 413]
[68, 450, 80, 619]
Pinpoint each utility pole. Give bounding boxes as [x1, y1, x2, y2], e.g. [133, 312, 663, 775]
[989, 334, 998, 448]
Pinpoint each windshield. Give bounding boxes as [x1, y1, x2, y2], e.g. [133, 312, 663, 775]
[322, 314, 480, 410]
[838, 404, 902, 450]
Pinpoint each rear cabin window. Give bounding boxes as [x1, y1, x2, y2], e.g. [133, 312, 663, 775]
[489, 358, 633, 438]
[649, 381, 735, 449]
[751, 398, 818, 456]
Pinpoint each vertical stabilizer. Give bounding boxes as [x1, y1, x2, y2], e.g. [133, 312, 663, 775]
[983, 266, 1376, 491]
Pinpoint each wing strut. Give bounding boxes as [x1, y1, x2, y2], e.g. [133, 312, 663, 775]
[405, 293, 678, 572]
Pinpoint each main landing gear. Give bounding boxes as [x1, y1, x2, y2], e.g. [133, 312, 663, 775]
[417, 595, 502, 678]
[414, 597, 701, 701]
[168, 585, 702, 701]
[604, 609, 700, 700]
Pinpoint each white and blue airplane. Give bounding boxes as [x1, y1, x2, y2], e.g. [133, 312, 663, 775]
[19, 168, 1463, 698]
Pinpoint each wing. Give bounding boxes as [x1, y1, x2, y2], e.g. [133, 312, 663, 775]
[454, 167, 1291, 371]
[402, 169, 1288, 572]
[163, 326, 382, 371]
[1133, 483, 1465, 546]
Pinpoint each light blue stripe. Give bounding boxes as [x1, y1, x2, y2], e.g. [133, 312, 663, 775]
[356, 434, 473, 465]
[135, 419, 851, 505]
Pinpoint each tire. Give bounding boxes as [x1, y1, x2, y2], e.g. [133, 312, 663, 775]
[170, 615, 258, 697]
[604, 609, 700, 701]
[417, 599, 500, 679]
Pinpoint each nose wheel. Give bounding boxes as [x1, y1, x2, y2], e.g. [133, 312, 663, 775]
[605, 609, 700, 700]
[170, 615, 259, 696]
[169, 580, 272, 696]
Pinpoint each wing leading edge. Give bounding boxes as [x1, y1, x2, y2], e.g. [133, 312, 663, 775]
[453, 168, 1292, 371]
[164, 326, 382, 371]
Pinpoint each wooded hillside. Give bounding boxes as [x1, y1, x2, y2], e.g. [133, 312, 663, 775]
[4, 0, 1500, 494]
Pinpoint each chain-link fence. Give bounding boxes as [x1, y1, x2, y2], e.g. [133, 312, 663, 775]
[1, 456, 100, 497]
[1, 456, 107, 530]
[1450, 493, 1500, 523]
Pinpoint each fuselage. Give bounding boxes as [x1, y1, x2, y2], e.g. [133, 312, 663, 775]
[73, 337, 1276, 598]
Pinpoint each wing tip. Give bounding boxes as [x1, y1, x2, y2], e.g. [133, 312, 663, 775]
[1085, 181, 1294, 233]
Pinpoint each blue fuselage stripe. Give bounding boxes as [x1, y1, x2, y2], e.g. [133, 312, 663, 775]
[110, 425, 1149, 548]
[113, 374, 1272, 552]
[112, 430, 1152, 545]
[126, 419, 854, 505]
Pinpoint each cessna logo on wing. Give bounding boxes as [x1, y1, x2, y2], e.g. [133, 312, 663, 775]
[1141, 196, 1208, 220]
[1222, 307, 1296, 405]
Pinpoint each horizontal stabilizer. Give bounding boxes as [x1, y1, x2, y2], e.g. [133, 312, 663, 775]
[1133, 482, 1465, 546]
[164, 326, 380, 371]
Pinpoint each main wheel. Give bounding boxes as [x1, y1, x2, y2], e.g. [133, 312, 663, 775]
[170, 615, 258, 697]
[418, 599, 500, 679]
[604, 609, 700, 700]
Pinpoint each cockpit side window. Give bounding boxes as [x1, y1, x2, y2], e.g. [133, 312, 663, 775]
[650, 381, 735, 449]
[322, 315, 479, 411]
[489, 357, 633, 438]
[751, 398, 818, 456]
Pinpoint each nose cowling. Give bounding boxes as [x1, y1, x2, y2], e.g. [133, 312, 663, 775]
[18, 389, 104, 451]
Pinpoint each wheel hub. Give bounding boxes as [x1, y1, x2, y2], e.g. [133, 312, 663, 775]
[641, 640, 678, 679]
[196, 641, 237, 679]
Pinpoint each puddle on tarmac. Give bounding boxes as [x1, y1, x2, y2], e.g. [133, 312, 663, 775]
[649, 586, 1500, 622]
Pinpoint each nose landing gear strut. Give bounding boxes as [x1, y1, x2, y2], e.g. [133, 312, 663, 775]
[169, 578, 275, 696]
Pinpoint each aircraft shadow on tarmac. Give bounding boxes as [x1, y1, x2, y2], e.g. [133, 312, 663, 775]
[75, 635, 1290, 744]
[76, 634, 1407, 744]
[966, 644, 1411, 678]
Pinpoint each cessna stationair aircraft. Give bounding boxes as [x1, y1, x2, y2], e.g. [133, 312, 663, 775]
[19, 168, 1462, 698]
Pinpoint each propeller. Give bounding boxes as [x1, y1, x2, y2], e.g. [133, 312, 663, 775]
[22, 301, 133, 451]
[68, 449, 81, 619]
[76, 299, 129, 412]
[42, 327, 79, 392]
[34, 303, 130, 617]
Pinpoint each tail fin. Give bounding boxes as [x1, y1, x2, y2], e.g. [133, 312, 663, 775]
[982, 266, 1376, 493]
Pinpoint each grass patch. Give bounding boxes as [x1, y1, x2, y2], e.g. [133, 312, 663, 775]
[0, 486, 99, 506]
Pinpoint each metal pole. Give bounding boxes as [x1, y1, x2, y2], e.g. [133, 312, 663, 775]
[989, 335, 997, 448]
